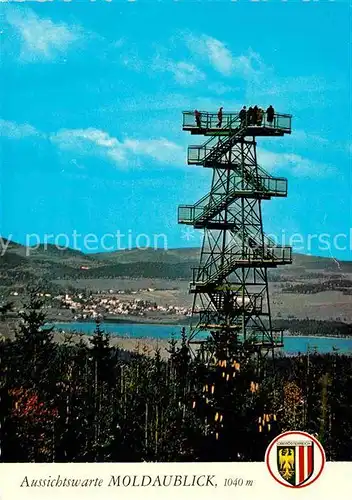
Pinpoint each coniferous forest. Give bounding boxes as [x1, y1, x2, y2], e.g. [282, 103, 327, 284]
[1, 288, 352, 463]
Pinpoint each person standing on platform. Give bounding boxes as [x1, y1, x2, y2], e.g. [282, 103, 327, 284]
[239, 106, 247, 126]
[247, 106, 254, 125]
[194, 109, 201, 128]
[253, 105, 259, 125]
[217, 107, 223, 128]
[257, 108, 264, 126]
[248, 106, 253, 125]
[266, 105, 275, 126]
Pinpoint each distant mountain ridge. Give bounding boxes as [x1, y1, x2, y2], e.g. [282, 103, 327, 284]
[1, 238, 351, 285]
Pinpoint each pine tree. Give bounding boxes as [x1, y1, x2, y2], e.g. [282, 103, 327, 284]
[87, 319, 116, 460]
[13, 286, 56, 390]
[89, 319, 112, 385]
[166, 333, 177, 356]
[173, 327, 191, 389]
[5, 285, 57, 461]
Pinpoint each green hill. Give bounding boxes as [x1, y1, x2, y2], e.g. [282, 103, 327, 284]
[91, 247, 200, 264]
[5, 242, 96, 264]
[1, 239, 351, 286]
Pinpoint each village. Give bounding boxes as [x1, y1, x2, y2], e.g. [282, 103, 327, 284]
[59, 291, 193, 321]
[7, 288, 192, 322]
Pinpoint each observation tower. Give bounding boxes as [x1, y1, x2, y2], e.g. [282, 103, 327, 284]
[178, 109, 292, 368]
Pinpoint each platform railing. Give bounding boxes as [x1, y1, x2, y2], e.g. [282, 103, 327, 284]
[188, 324, 284, 348]
[191, 245, 292, 285]
[184, 195, 288, 250]
[183, 111, 292, 133]
[198, 293, 262, 311]
[249, 329, 284, 347]
[188, 129, 247, 166]
[188, 145, 214, 164]
[183, 112, 240, 131]
[187, 159, 288, 202]
[180, 199, 291, 247]
[196, 297, 264, 326]
[178, 176, 287, 225]
[187, 126, 243, 165]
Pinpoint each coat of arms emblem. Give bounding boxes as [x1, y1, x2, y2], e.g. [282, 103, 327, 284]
[277, 442, 314, 486]
[266, 431, 325, 488]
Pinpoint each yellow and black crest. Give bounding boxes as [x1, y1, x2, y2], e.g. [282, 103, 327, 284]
[277, 446, 295, 486]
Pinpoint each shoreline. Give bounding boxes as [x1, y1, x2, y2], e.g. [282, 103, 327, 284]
[53, 319, 189, 327]
[52, 320, 352, 341]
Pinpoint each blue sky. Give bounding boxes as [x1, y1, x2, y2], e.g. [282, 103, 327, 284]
[0, 1, 351, 259]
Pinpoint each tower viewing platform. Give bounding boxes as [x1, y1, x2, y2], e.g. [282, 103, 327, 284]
[183, 110, 292, 137]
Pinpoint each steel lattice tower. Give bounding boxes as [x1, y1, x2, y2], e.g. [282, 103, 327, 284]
[179, 110, 292, 367]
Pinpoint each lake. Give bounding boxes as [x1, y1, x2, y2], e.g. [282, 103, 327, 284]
[54, 322, 352, 354]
